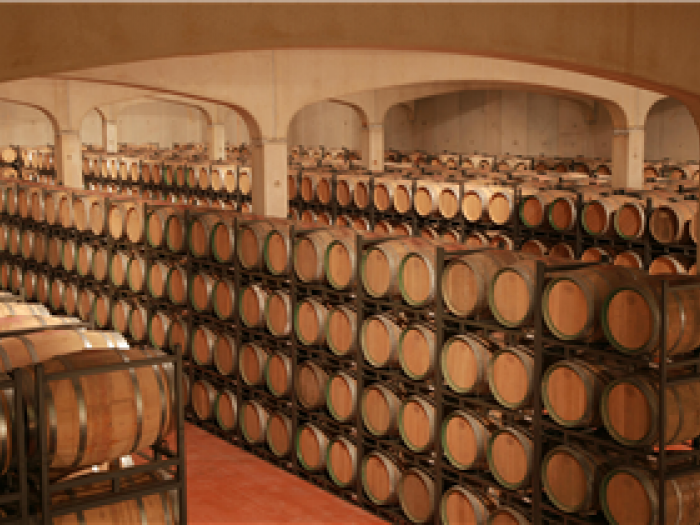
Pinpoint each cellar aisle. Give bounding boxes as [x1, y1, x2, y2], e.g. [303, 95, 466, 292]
[182, 424, 387, 524]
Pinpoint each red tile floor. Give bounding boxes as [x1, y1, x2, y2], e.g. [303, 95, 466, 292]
[183, 424, 387, 524]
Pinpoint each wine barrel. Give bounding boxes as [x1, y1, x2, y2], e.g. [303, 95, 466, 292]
[398, 396, 435, 452]
[398, 468, 435, 524]
[145, 206, 186, 252]
[541, 445, 604, 513]
[398, 324, 435, 380]
[360, 314, 401, 368]
[353, 178, 371, 209]
[325, 305, 356, 357]
[440, 486, 495, 525]
[165, 265, 187, 306]
[487, 427, 533, 490]
[351, 216, 371, 232]
[49, 277, 68, 312]
[541, 360, 608, 428]
[548, 242, 575, 260]
[110, 298, 132, 334]
[361, 384, 399, 437]
[294, 228, 353, 283]
[266, 412, 292, 457]
[296, 361, 328, 410]
[326, 436, 357, 487]
[414, 182, 441, 217]
[147, 311, 171, 350]
[126, 253, 146, 293]
[602, 276, 700, 356]
[547, 193, 579, 232]
[238, 283, 267, 328]
[489, 257, 549, 327]
[210, 219, 236, 263]
[373, 219, 393, 235]
[441, 251, 524, 318]
[543, 265, 641, 342]
[601, 376, 700, 446]
[188, 272, 214, 313]
[167, 317, 189, 355]
[613, 249, 644, 269]
[373, 178, 396, 213]
[22, 346, 172, 469]
[76, 243, 94, 278]
[394, 222, 413, 236]
[240, 400, 269, 444]
[214, 390, 237, 431]
[581, 195, 630, 236]
[441, 334, 496, 395]
[296, 423, 328, 471]
[335, 178, 353, 207]
[22, 269, 37, 301]
[487, 188, 517, 226]
[580, 246, 615, 263]
[600, 467, 700, 525]
[362, 451, 401, 505]
[264, 351, 292, 397]
[325, 371, 357, 423]
[91, 293, 112, 329]
[520, 239, 548, 257]
[211, 278, 235, 321]
[324, 233, 357, 290]
[487, 507, 530, 525]
[462, 186, 495, 222]
[361, 238, 432, 299]
[263, 223, 291, 275]
[393, 180, 413, 214]
[649, 254, 690, 275]
[239, 343, 269, 386]
[442, 410, 492, 471]
[76, 289, 94, 323]
[212, 333, 236, 376]
[91, 245, 109, 282]
[191, 325, 216, 366]
[51, 472, 178, 525]
[237, 220, 274, 270]
[649, 200, 695, 244]
[192, 379, 216, 420]
[109, 251, 129, 288]
[187, 213, 220, 258]
[19, 229, 35, 261]
[294, 297, 327, 345]
[519, 190, 568, 229]
[264, 290, 291, 336]
[487, 346, 534, 409]
[73, 195, 106, 234]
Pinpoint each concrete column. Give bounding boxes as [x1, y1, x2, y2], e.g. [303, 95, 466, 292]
[208, 124, 225, 160]
[359, 125, 369, 168]
[368, 123, 384, 172]
[56, 130, 83, 188]
[103, 120, 118, 153]
[251, 138, 288, 218]
[611, 127, 645, 189]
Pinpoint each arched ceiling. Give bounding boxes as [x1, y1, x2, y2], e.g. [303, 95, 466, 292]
[0, 3, 699, 108]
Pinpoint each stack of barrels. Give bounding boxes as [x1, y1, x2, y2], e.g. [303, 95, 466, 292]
[289, 166, 700, 276]
[0, 290, 181, 525]
[1, 171, 698, 525]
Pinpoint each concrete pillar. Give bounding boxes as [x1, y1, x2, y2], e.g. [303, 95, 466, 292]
[103, 120, 118, 153]
[611, 127, 645, 189]
[359, 123, 384, 171]
[56, 130, 83, 188]
[368, 123, 384, 172]
[208, 124, 225, 160]
[251, 138, 288, 218]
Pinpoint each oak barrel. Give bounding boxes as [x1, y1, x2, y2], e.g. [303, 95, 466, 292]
[238, 284, 267, 328]
[325, 305, 356, 357]
[214, 390, 237, 431]
[212, 333, 237, 376]
[264, 290, 291, 336]
[266, 412, 292, 457]
[326, 436, 357, 487]
[296, 423, 328, 471]
[440, 486, 495, 525]
[360, 314, 401, 368]
[487, 427, 533, 490]
[398, 468, 435, 524]
[398, 324, 435, 380]
[541, 445, 604, 513]
[23, 347, 172, 469]
[264, 351, 292, 397]
[442, 410, 492, 471]
[192, 379, 216, 420]
[294, 297, 328, 345]
[191, 325, 216, 366]
[239, 343, 269, 386]
[240, 400, 269, 444]
[361, 451, 401, 505]
[325, 371, 356, 423]
[212, 278, 235, 321]
[296, 361, 328, 410]
[601, 375, 700, 446]
[487, 346, 534, 409]
[600, 467, 700, 525]
[441, 334, 496, 395]
[398, 396, 435, 452]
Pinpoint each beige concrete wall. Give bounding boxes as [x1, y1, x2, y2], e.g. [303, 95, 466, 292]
[224, 109, 251, 146]
[287, 101, 363, 150]
[80, 108, 102, 146]
[116, 101, 208, 148]
[0, 100, 54, 146]
[409, 90, 615, 158]
[645, 98, 700, 161]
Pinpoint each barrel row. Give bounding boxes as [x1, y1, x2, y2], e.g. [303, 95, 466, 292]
[291, 170, 700, 244]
